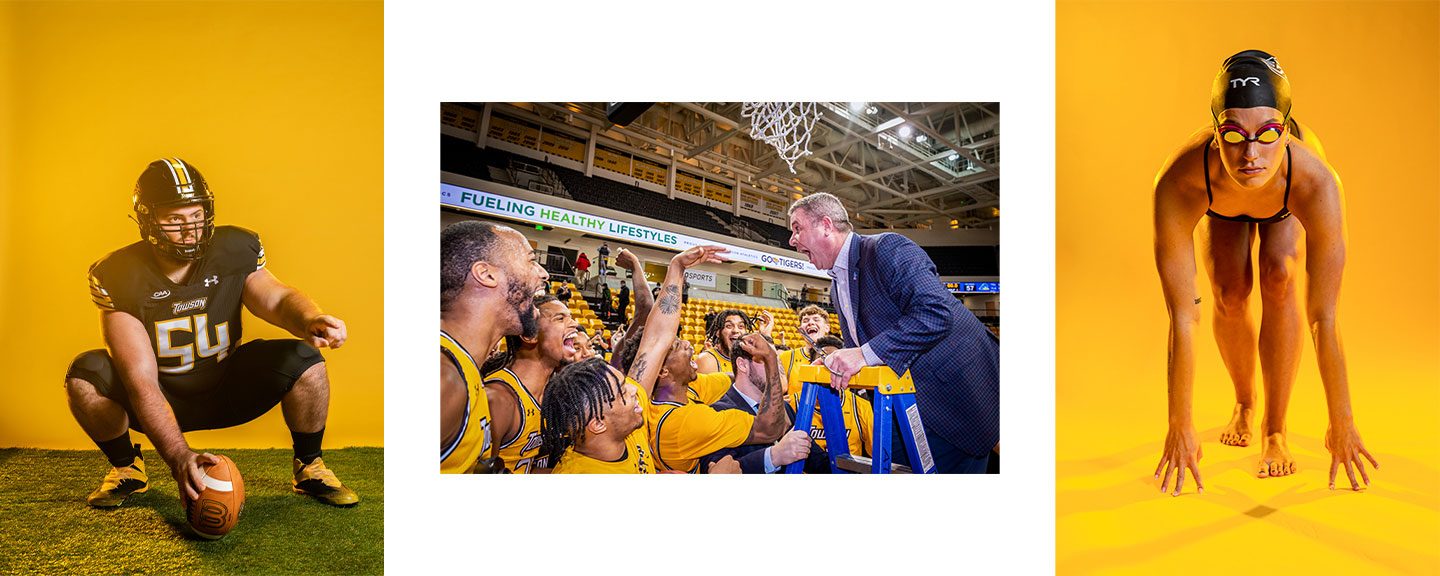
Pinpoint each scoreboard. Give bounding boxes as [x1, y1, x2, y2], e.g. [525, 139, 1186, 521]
[946, 282, 999, 294]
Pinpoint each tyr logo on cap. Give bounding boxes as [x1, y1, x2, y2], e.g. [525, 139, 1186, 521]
[1230, 77, 1261, 88]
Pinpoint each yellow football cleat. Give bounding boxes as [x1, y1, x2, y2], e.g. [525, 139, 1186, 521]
[292, 457, 359, 507]
[87, 444, 149, 508]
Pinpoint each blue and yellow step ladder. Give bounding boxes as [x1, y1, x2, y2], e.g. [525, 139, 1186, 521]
[783, 364, 936, 474]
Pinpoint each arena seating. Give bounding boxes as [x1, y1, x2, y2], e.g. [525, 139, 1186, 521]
[443, 135, 795, 246]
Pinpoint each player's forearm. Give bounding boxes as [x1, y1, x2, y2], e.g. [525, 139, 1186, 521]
[123, 381, 190, 462]
[276, 288, 324, 339]
[1166, 316, 1198, 427]
[630, 267, 654, 329]
[645, 269, 684, 337]
[750, 355, 789, 443]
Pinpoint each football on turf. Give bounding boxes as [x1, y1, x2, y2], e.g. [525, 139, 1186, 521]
[182, 454, 245, 540]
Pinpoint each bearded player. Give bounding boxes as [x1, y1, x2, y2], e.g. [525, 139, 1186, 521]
[66, 158, 358, 508]
[441, 220, 550, 474]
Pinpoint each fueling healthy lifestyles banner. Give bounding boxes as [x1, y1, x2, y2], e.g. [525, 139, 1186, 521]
[441, 183, 830, 279]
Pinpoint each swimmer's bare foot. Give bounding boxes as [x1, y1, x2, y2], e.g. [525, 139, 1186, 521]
[1256, 432, 1296, 478]
[1219, 403, 1254, 447]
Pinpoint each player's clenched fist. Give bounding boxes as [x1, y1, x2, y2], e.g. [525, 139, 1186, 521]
[770, 430, 811, 466]
[707, 455, 741, 474]
[734, 332, 776, 362]
[305, 314, 347, 349]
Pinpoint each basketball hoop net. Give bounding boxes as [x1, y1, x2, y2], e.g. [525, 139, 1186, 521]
[741, 102, 821, 174]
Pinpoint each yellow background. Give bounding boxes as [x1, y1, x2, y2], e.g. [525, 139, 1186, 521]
[0, 1, 383, 449]
[1057, 1, 1439, 573]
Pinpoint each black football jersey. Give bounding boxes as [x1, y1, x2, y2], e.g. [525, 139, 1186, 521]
[88, 226, 266, 396]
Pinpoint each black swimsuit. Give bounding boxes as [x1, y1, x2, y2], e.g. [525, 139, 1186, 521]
[1204, 142, 1292, 224]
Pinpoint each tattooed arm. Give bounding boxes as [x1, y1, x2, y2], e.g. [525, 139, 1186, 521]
[735, 333, 790, 444]
[627, 245, 728, 396]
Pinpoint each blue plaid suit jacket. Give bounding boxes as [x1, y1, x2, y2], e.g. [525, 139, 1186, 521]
[834, 233, 999, 456]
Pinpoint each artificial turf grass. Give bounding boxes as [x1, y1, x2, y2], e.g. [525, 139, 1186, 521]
[0, 447, 383, 576]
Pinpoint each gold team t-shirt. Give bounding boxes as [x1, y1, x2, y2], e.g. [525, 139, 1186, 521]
[686, 371, 733, 405]
[649, 398, 754, 473]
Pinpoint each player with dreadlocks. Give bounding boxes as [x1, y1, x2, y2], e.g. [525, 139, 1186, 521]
[540, 244, 729, 473]
[468, 294, 580, 473]
[695, 309, 752, 375]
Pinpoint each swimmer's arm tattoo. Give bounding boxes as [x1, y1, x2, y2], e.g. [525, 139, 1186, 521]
[657, 285, 681, 315]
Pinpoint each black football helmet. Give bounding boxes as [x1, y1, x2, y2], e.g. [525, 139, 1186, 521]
[133, 157, 215, 260]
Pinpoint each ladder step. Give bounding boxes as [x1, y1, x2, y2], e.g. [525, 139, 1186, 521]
[835, 455, 913, 474]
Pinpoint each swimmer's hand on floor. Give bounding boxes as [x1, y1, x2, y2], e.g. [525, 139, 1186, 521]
[1154, 424, 1204, 497]
[1325, 419, 1378, 491]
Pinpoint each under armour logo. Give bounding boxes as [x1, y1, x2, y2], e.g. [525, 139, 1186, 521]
[204, 275, 219, 287]
[1230, 77, 1261, 88]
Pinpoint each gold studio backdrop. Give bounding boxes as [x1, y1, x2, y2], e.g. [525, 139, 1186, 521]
[0, 1, 383, 449]
[1056, 1, 1439, 573]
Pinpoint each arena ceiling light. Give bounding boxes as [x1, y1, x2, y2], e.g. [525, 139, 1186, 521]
[849, 101, 867, 113]
[898, 125, 913, 139]
[915, 134, 928, 143]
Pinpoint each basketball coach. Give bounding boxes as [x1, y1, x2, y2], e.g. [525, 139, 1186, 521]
[786, 192, 998, 473]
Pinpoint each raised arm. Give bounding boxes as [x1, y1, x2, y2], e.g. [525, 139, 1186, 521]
[1152, 170, 1207, 496]
[1292, 167, 1376, 490]
[626, 246, 727, 395]
[102, 310, 218, 501]
[243, 268, 346, 349]
[615, 249, 653, 329]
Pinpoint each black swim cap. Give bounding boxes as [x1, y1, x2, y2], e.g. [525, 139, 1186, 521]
[1210, 50, 1291, 123]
